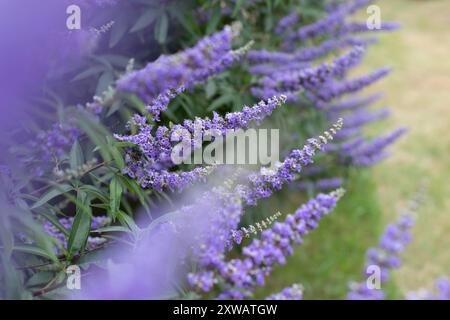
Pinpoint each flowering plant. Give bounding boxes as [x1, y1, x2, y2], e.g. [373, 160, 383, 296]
[0, 0, 446, 300]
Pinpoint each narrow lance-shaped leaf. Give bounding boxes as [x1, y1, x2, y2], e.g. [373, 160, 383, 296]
[31, 184, 73, 209]
[109, 177, 123, 220]
[70, 140, 84, 171]
[67, 191, 92, 259]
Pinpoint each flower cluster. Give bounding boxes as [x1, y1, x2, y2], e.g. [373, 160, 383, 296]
[342, 128, 407, 166]
[309, 67, 391, 104]
[298, 177, 343, 192]
[236, 119, 343, 206]
[327, 92, 384, 112]
[116, 24, 236, 100]
[115, 96, 287, 191]
[283, 0, 382, 46]
[116, 24, 252, 121]
[251, 46, 366, 100]
[274, 12, 299, 34]
[214, 189, 345, 299]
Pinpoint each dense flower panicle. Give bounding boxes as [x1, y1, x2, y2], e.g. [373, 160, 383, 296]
[345, 128, 406, 166]
[283, 0, 373, 45]
[236, 118, 343, 206]
[214, 189, 345, 299]
[298, 177, 343, 191]
[253, 47, 365, 99]
[266, 284, 304, 300]
[116, 24, 247, 116]
[330, 46, 367, 78]
[115, 96, 287, 191]
[44, 216, 109, 253]
[275, 12, 300, 34]
[344, 137, 365, 150]
[248, 61, 310, 76]
[117, 96, 286, 161]
[292, 37, 374, 63]
[334, 21, 401, 37]
[327, 92, 384, 112]
[247, 50, 293, 65]
[146, 87, 185, 121]
[406, 278, 450, 300]
[330, 108, 390, 132]
[249, 37, 371, 68]
[310, 67, 391, 103]
[84, 36, 251, 121]
[122, 158, 215, 192]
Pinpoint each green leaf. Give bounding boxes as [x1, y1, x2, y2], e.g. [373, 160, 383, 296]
[116, 175, 151, 215]
[170, 8, 200, 38]
[13, 245, 56, 260]
[179, 95, 195, 118]
[205, 80, 217, 99]
[75, 113, 112, 162]
[109, 16, 129, 48]
[31, 185, 73, 209]
[155, 13, 169, 44]
[109, 177, 123, 220]
[70, 140, 84, 171]
[26, 272, 55, 288]
[67, 191, 92, 259]
[79, 185, 108, 203]
[96, 71, 114, 95]
[0, 253, 24, 299]
[117, 211, 139, 234]
[0, 214, 14, 257]
[207, 94, 234, 112]
[232, 0, 245, 17]
[206, 5, 222, 34]
[98, 54, 130, 68]
[106, 100, 122, 117]
[106, 136, 125, 169]
[91, 226, 131, 234]
[71, 66, 105, 82]
[130, 9, 158, 33]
